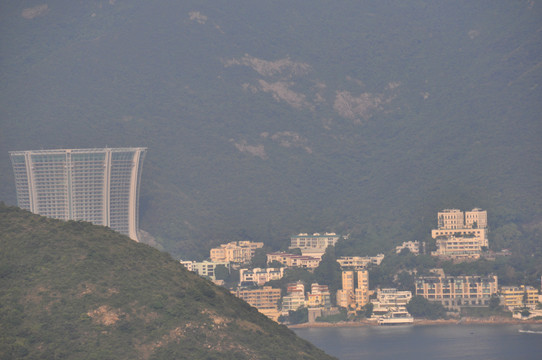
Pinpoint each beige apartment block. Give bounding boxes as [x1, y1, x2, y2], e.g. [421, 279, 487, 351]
[431, 208, 489, 261]
[210, 241, 264, 263]
[431, 228, 488, 247]
[500, 285, 540, 310]
[289, 232, 340, 258]
[415, 275, 498, 308]
[431, 236, 483, 260]
[337, 270, 369, 310]
[266, 252, 320, 269]
[465, 208, 488, 229]
[437, 209, 465, 230]
[235, 286, 282, 319]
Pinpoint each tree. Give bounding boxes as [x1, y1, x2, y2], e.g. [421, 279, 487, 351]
[406, 296, 446, 319]
[313, 246, 342, 295]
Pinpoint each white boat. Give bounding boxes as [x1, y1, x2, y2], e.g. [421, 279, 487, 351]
[378, 310, 414, 325]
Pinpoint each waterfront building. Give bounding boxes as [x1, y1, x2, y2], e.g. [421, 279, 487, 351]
[289, 232, 340, 259]
[500, 285, 540, 310]
[235, 286, 282, 320]
[210, 241, 264, 264]
[239, 267, 284, 286]
[282, 282, 306, 312]
[266, 252, 320, 269]
[375, 288, 412, 308]
[307, 283, 332, 309]
[9, 148, 146, 241]
[337, 269, 369, 310]
[415, 275, 498, 308]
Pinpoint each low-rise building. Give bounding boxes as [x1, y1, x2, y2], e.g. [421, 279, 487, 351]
[210, 241, 264, 264]
[180, 260, 230, 281]
[337, 254, 385, 268]
[431, 235, 483, 260]
[289, 232, 340, 259]
[415, 275, 498, 308]
[267, 252, 320, 269]
[239, 267, 284, 286]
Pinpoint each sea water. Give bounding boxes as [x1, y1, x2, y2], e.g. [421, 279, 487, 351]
[294, 324, 542, 360]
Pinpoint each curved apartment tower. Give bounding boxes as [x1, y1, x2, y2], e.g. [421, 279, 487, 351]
[9, 148, 146, 241]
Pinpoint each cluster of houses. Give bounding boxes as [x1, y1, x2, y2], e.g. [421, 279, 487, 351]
[180, 209, 542, 323]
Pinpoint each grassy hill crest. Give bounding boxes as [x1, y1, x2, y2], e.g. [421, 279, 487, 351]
[0, 203, 334, 360]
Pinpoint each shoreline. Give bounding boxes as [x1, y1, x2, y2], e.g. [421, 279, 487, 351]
[288, 317, 542, 329]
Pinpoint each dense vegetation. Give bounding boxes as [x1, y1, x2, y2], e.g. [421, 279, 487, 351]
[0, 204, 335, 360]
[0, 1, 540, 261]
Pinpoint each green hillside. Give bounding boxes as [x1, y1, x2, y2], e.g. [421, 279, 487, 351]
[0, 203, 334, 360]
[0, 1, 541, 259]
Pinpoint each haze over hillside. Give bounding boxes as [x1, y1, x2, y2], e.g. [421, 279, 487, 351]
[1, 1, 541, 258]
[0, 203, 335, 360]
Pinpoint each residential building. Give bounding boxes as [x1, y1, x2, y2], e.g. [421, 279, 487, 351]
[210, 241, 264, 263]
[415, 275, 498, 308]
[431, 208, 489, 261]
[337, 269, 369, 310]
[266, 252, 320, 269]
[374, 288, 412, 308]
[235, 286, 282, 320]
[500, 285, 540, 310]
[431, 236, 483, 260]
[307, 283, 332, 309]
[282, 282, 306, 312]
[289, 232, 340, 259]
[180, 260, 230, 281]
[239, 267, 284, 286]
[337, 254, 385, 268]
[9, 148, 147, 241]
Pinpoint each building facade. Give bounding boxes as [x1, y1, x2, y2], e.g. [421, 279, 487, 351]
[500, 285, 540, 310]
[415, 275, 498, 308]
[337, 254, 385, 268]
[210, 241, 264, 263]
[431, 208, 489, 260]
[337, 269, 369, 310]
[180, 260, 230, 281]
[289, 232, 340, 258]
[239, 267, 284, 286]
[266, 252, 320, 269]
[235, 286, 282, 320]
[9, 148, 146, 241]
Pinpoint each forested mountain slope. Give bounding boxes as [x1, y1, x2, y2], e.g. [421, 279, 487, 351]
[0, 204, 335, 360]
[1, 1, 540, 259]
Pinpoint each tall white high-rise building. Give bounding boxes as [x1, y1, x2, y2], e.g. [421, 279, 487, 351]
[9, 148, 146, 241]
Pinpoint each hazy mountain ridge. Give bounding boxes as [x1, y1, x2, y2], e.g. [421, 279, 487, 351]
[0, 1, 541, 259]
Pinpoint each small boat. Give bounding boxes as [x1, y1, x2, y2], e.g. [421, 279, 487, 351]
[378, 310, 414, 325]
